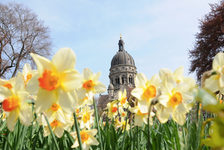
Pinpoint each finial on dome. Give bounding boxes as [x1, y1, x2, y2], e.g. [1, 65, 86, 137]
[118, 34, 124, 51]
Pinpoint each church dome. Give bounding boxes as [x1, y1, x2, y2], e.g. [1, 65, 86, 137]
[111, 51, 135, 67]
[110, 37, 135, 68]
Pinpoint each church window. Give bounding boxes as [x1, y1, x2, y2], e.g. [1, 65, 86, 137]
[115, 77, 120, 84]
[122, 76, 125, 84]
[129, 76, 133, 84]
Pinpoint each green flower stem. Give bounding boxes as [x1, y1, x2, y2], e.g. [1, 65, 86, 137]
[93, 97, 103, 150]
[137, 126, 139, 150]
[73, 112, 82, 150]
[147, 113, 151, 150]
[42, 113, 60, 150]
[122, 115, 128, 150]
[19, 126, 27, 150]
[130, 121, 133, 150]
[147, 97, 159, 150]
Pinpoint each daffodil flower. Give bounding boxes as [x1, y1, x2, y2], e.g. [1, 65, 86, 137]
[27, 48, 81, 113]
[81, 68, 106, 94]
[74, 68, 106, 107]
[22, 63, 37, 86]
[71, 129, 99, 150]
[107, 100, 118, 119]
[78, 106, 94, 129]
[0, 73, 32, 131]
[118, 90, 129, 108]
[75, 88, 94, 107]
[131, 73, 160, 113]
[205, 52, 224, 94]
[41, 103, 74, 138]
[129, 105, 154, 126]
[115, 118, 130, 132]
[119, 107, 127, 119]
[156, 68, 196, 125]
[43, 113, 73, 138]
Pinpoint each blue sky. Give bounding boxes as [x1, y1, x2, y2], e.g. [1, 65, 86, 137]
[2, 0, 219, 88]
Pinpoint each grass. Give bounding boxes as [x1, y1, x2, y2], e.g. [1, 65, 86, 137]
[0, 104, 211, 150]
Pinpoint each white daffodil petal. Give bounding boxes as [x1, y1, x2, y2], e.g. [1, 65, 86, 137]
[156, 104, 171, 124]
[94, 82, 106, 93]
[158, 94, 170, 106]
[52, 48, 76, 72]
[150, 74, 160, 87]
[30, 53, 52, 74]
[14, 73, 25, 91]
[0, 78, 7, 85]
[83, 68, 93, 80]
[56, 109, 66, 124]
[19, 104, 32, 126]
[22, 63, 32, 75]
[138, 100, 149, 113]
[59, 91, 75, 113]
[17, 91, 29, 102]
[219, 75, 224, 88]
[26, 73, 39, 95]
[54, 126, 64, 138]
[135, 115, 145, 127]
[90, 128, 97, 136]
[87, 136, 99, 145]
[36, 89, 57, 113]
[135, 73, 147, 87]
[71, 140, 79, 148]
[131, 88, 143, 100]
[173, 104, 187, 125]
[62, 70, 82, 91]
[7, 109, 19, 131]
[82, 144, 89, 150]
[0, 86, 11, 101]
[43, 127, 50, 137]
[174, 66, 184, 78]
[204, 75, 219, 93]
[93, 72, 101, 81]
[213, 52, 224, 71]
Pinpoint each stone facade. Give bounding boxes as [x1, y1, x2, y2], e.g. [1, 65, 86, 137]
[97, 36, 137, 114]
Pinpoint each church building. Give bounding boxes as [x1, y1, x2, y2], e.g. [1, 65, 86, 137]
[97, 36, 137, 114]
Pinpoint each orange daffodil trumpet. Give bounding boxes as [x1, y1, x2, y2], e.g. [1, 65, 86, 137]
[156, 68, 196, 125]
[0, 73, 32, 131]
[27, 48, 81, 113]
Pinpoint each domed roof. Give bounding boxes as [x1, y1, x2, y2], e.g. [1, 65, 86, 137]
[111, 51, 135, 67]
[110, 37, 135, 67]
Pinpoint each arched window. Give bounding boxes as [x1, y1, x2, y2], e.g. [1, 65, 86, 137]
[115, 77, 120, 84]
[129, 76, 133, 84]
[122, 76, 125, 84]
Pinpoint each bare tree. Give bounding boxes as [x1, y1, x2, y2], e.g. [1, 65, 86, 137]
[0, 3, 51, 78]
[189, 1, 224, 82]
